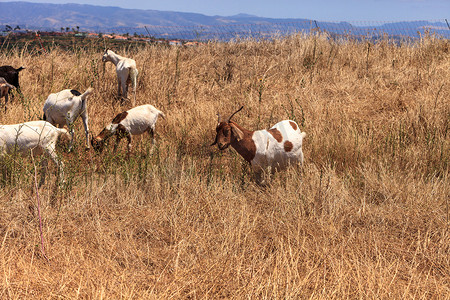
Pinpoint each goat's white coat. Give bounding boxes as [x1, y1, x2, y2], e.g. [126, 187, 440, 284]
[251, 120, 306, 172]
[110, 104, 163, 135]
[102, 49, 138, 105]
[43, 87, 93, 149]
[93, 104, 164, 153]
[0, 121, 69, 185]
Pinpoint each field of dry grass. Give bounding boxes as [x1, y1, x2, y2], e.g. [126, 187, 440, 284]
[0, 34, 449, 298]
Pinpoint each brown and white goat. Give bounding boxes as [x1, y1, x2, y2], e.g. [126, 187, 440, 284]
[0, 77, 15, 112]
[91, 104, 165, 155]
[211, 106, 306, 182]
[0, 121, 70, 186]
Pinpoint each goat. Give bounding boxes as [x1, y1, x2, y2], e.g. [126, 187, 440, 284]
[91, 104, 165, 155]
[102, 49, 138, 106]
[0, 65, 24, 96]
[43, 87, 93, 150]
[211, 106, 307, 183]
[0, 121, 70, 186]
[0, 77, 15, 112]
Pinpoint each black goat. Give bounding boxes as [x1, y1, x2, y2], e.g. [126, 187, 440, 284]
[0, 66, 24, 96]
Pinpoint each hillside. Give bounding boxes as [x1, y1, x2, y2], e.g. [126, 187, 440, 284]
[1, 1, 448, 40]
[0, 1, 309, 30]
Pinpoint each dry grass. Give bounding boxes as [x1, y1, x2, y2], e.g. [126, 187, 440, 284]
[0, 34, 449, 298]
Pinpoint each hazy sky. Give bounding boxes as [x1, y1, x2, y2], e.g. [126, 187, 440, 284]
[17, 0, 450, 21]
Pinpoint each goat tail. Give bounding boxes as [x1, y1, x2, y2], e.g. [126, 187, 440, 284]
[81, 87, 94, 100]
[16, 66, 25, 72]
[301, 132, 307, 139]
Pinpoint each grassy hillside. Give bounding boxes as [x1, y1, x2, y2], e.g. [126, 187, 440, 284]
[0, 34, 149, 53]
[0, 34, 448, 298]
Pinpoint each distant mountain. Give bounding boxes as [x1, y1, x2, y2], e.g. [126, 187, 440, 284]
[0, 1, 310, 30]
[0, 1, 448, 40]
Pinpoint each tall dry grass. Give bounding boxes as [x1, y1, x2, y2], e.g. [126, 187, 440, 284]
[0, 34, 449, 298]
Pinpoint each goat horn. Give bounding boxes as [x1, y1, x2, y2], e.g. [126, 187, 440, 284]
[227, 106, 244, 122]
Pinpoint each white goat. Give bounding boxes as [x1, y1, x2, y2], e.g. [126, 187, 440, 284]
[102, 49, 138, 106]
[0, 77, 15, 112]
[91, 104, 165, 155]
[43, 87, 93, 150]
[0, 121, 70, 186]
[211, 106, 306, 183]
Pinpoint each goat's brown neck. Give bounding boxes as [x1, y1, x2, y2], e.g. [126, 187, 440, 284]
[96, 127, 114, 142]
[229, 121, 256, 163]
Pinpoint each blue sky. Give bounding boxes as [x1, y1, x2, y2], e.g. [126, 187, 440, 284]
[18, 0, 450, 21]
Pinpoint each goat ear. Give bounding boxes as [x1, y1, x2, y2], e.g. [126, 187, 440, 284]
[230, 123, 244, 141]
